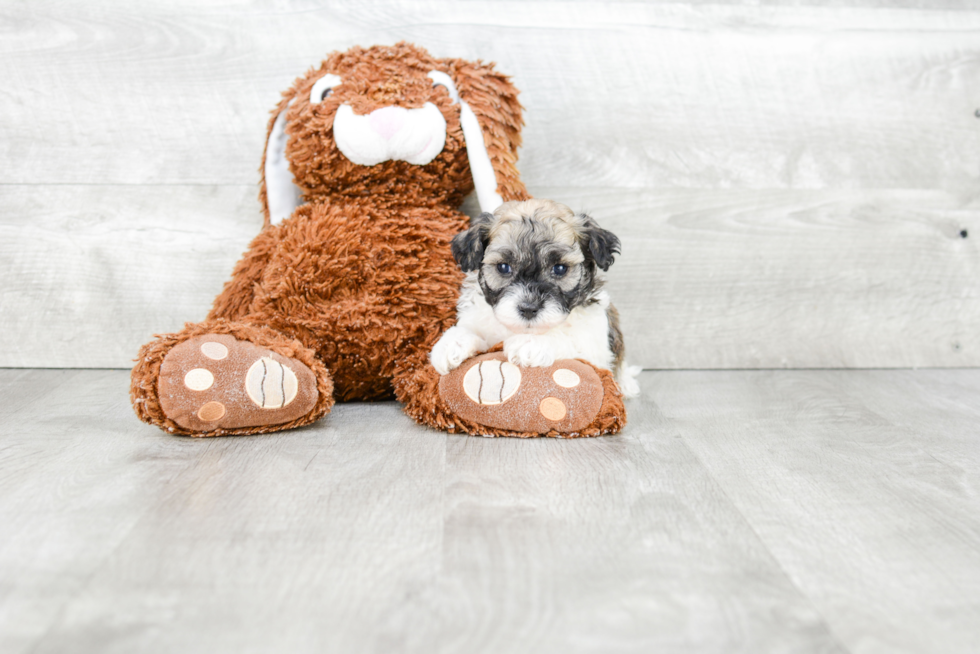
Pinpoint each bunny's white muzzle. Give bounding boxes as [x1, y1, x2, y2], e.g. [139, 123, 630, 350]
[333, 103, 447, 167]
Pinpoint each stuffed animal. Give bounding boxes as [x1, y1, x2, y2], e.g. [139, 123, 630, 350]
[130, 42, 627, 438]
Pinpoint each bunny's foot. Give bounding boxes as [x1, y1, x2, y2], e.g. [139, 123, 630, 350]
[398, 351, 626, 438]
[131, 320, 333, 436]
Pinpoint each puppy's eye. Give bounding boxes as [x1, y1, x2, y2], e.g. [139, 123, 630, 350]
[552, 264, 569, 277]
[496, 263, 512, 275]
[320, 88, 332, 101]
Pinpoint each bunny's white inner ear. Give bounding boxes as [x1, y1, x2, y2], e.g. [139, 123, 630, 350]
[428, 71, 503, 213]
[264, 101, 303, 226]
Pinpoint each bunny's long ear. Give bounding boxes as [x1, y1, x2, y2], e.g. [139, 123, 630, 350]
[258, 95, 304, 228]
[431, 60, 530, 213]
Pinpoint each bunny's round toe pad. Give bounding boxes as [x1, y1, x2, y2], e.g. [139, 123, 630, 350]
[438, 352, 603, 435]
[157, 334, 318, 433]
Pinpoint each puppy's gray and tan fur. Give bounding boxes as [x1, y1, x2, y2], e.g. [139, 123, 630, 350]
[430, 199, 640, 398]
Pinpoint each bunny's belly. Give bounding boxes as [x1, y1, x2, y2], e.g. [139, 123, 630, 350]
[251, 199, 468, 400]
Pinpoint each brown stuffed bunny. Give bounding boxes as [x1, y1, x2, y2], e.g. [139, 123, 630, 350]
[130, 42, 626, 438]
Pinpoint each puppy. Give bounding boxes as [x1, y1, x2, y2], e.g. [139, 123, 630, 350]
[430, 199, 641, 398]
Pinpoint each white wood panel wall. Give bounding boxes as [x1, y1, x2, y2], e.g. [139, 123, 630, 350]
[1, 1, 979, 368]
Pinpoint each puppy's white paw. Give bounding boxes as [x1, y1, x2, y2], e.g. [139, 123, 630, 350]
[617, 364, 642, 399]
[504, 334, 556, 368]
[430, 327, 487, 375]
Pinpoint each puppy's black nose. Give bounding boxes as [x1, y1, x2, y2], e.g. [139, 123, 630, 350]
[518, 304, 539, 320]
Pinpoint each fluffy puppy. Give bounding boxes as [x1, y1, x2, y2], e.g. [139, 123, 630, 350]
[430, 199, 641, 398]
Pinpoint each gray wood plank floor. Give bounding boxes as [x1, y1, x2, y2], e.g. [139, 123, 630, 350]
[2, 369, 978, 653]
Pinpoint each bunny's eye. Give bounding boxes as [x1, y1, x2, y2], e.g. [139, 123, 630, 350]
[427, 71, 460, 103]
[310, 74, 342, 104]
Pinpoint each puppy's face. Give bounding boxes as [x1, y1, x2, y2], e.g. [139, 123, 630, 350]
[451, 199, 621, 334]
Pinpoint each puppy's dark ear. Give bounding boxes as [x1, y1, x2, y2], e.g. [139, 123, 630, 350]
[451, 212, 493, 272]
[579, 215, 621, 271]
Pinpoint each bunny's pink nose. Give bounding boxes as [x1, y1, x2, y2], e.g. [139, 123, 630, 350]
[368, 106, 407, 140]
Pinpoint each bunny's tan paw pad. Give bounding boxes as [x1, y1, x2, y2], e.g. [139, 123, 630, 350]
[157, 334, 318, 433]
[438, 352, 603, 435]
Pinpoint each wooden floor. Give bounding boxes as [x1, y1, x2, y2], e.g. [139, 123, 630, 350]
[2, 369, 979, 653]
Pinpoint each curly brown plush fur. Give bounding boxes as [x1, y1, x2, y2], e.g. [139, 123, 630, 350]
[130, 42, 627, 438]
